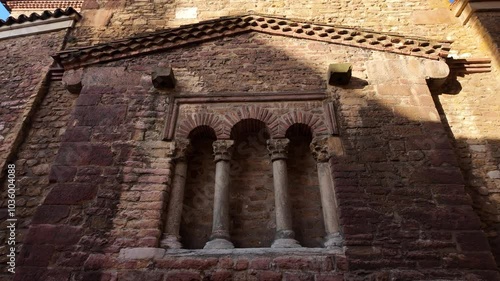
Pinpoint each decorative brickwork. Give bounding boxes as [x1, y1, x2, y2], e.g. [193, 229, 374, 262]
[53, 14, 452, 69]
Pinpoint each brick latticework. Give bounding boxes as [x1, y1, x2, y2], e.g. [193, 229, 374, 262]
[1, 1, 500, 281]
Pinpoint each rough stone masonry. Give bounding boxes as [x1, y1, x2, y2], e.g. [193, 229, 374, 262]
[0, 0, 499, 280]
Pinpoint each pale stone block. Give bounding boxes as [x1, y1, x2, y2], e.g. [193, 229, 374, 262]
[119, 248, 165, 260]
[487, 171, 500, 179]
[470, 145, 487, 152]
[175, 7, 198, 19]
[410, 8, 454, 25]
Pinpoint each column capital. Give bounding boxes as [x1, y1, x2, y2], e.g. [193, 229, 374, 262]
[173, 139, 191, 162]
[267, 139, 290, 161]
[213, 140, 234, 162]
[310, 136, 333, 162]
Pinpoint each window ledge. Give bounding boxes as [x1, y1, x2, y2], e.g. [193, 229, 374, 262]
[119, 247, 344, 260]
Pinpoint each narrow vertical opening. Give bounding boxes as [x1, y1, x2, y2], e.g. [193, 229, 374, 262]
[179, 126, 216, 249]
[286, 123, 325, 247]
[229, 118, 275, 248]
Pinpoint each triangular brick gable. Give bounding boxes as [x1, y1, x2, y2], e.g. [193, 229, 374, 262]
[53, 14, 452, 69]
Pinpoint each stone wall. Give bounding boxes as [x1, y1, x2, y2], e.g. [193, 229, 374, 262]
[0, 30, 67, 178]
[10, 31, 499, 280]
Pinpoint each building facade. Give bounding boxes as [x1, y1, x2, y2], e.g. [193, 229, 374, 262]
[1, 0, 500, 280]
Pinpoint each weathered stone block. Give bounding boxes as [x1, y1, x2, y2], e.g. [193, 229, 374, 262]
[118, 247, 165, 260]
[44, 183, 98, 205]
[31, 205, 70, 224]
[327, 63, 352, 86]
[152, 67, 176, 89]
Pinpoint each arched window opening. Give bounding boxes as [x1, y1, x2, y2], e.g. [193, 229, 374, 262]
[179, 126, 217, 249]
[229, 119, 275, 248]
[286, 123, 325, 247]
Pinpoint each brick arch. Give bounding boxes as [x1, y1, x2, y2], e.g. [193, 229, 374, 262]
[176, 113, 230, 139]
[225, 105, 280, 138]
[279, 111, 329, 137]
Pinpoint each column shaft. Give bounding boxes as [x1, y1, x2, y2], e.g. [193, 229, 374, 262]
[268, 139, 301, 248]
[204, 140, 235, 249]
[160, 139, 190, 249]
[311, 136, 343, 248]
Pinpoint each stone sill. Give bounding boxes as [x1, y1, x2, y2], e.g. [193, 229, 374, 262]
[119, 247, 344, 260]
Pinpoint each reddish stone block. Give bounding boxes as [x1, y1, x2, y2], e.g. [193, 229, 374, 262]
[44, 183, 98, 205]
[315, 274, 344, 281]
[55, 251, 89, 267]
[18, 245, 55, 267]
[233, 259, 249, 270]
[48, 165, 78, 183]
[61, 127, 92, 142]
[40, 269, 72, 281]
[409, 167, 464, 184]
[218, 257, 233, 269]
[165, 271, 201, 281]
[75, 94, 102, 106]
[256, 271, 281, 281]
[31, 205, 70, 224]
[74, 105, 127, 126]
[55, 143, 114, 166]
[444, 252, 497, 270]
[117, 271, 164, 281]
[249, 257, 271, 270]
[284, 272, 314, 281]
[13, 266, 46, 281]
[274, 256, 310, 270]
[208, 270, 232, 281]
[83, 254, 112, 270]
[456, 231, 491, 252]
[335, 255, 349, 271]
[173, 258, 218, 270]
[24, 225, 81, 246]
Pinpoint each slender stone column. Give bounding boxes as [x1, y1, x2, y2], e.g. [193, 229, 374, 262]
[160, 139, 191, 249]
[311, 136, 343, 248]
[204, 140, 235, 249]
[267, 139, 301, 248]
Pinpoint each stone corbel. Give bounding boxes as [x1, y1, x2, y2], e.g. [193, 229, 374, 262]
[423, 60, 451, 92]
[62, 68, 84, 94]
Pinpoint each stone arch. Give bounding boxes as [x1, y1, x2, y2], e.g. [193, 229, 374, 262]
[176, 113, 229, 139]
[279, 111, 329, 138]
[225, 105, 280, 138]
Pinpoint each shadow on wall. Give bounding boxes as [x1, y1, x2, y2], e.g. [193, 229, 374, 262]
[433, 85, 500, 268]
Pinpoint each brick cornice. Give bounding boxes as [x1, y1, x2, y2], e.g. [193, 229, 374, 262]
[53, 14, 453, 70]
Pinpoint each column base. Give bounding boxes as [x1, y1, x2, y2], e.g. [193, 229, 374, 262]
[160, 234, 182, 249]
[204, 238, 235, 249]
[271, 238, 302, 248]
[324, 232, 343, 249]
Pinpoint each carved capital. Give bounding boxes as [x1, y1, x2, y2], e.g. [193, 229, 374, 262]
[310, 136, 344, 162]
[310, 136, 332, 162]
[267, 139, 290, 161]
[213, 140, 234, 162]
[173, 139, 191, 162]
